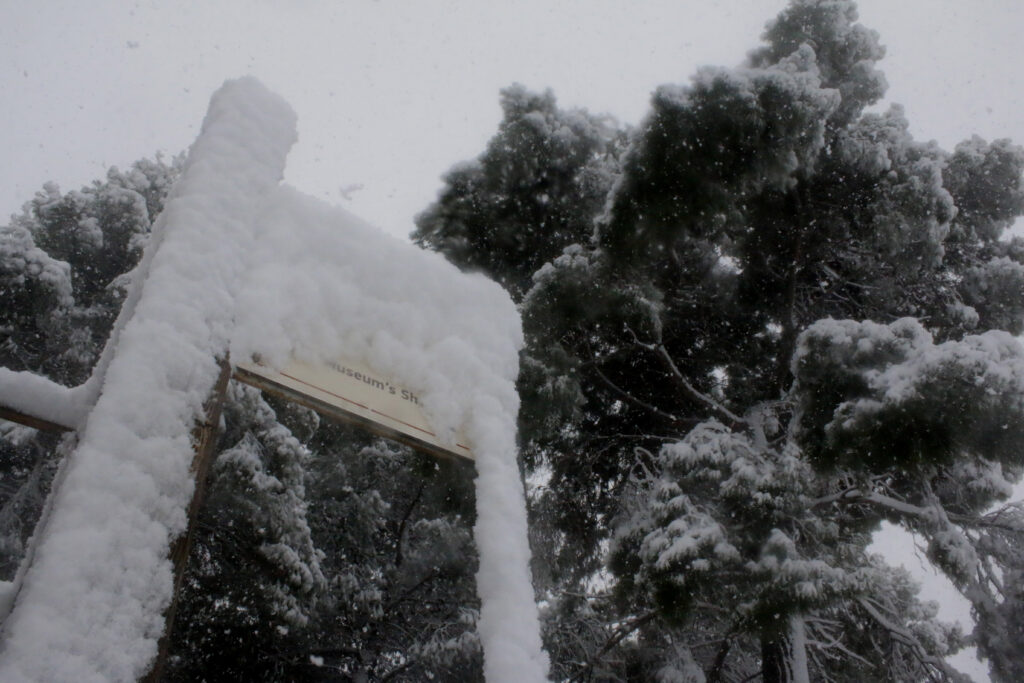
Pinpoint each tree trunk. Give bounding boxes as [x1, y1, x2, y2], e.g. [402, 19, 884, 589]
[761, 614, 810, 683]
[776, 186, 808, 394]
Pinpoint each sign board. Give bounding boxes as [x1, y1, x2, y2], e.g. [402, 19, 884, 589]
[234, 357, 473, 462]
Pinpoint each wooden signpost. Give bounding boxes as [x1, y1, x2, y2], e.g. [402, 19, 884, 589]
[0, 351, 470, 682]
[0, 79, 546, 683]
[234, 356, 472, 462]
[0, 355, 471, 683]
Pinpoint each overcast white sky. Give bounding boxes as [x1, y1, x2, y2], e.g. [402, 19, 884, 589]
[2, 0, 1022, 240]
[2, 2, 1022, 680]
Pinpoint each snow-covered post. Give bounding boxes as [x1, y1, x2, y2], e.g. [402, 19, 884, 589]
[141, 357, 232, 683]
[0, 369, 88, 434]
[0, 78, 296, 683]
[0, 76, 549, 683]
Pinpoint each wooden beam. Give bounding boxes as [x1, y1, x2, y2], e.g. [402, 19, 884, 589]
[142, 357, 232, 683]
[0, 406, 74, 434]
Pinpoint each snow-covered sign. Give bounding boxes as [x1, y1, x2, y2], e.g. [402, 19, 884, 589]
[235, 357, 473, 461]
[0, 78, 548, 683]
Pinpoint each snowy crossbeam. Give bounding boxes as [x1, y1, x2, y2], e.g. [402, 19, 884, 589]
[0, 368, 84, 433]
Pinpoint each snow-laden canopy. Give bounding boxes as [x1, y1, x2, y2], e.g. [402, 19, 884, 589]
[0, 77, 547, 682]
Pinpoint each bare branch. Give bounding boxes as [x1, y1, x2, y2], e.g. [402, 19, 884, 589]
[857, 598, 968, 682]
[589, 361, 693, 427]
[395, 480, 425, 568]
[624, 326, 746, 430]
[569, 611, 658, 683]
[811, 487, 933, 518]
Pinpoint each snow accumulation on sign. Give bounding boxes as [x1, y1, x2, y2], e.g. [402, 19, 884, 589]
[235, 357, 473, 461]
[0, 77, 548, 683]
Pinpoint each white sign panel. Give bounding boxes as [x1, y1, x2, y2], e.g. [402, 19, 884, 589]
[234, 357, 472, 461]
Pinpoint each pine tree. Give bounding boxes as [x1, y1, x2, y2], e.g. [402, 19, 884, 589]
[417, 1, 1024, 679]
[299, 428, 482, 681]
[414, 84, 624, 301]
[166, 385, 326, 682]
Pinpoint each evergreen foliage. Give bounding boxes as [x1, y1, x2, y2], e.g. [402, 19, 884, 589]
[417, 1, 1024, 680]
[413, 85, 624, 301]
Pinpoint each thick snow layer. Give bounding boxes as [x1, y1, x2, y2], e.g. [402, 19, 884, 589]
[0, 77, 297, 682]
[0, 77, 548, 682]
[231, 185, 548, 681]
[0, 368, 90, 429]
